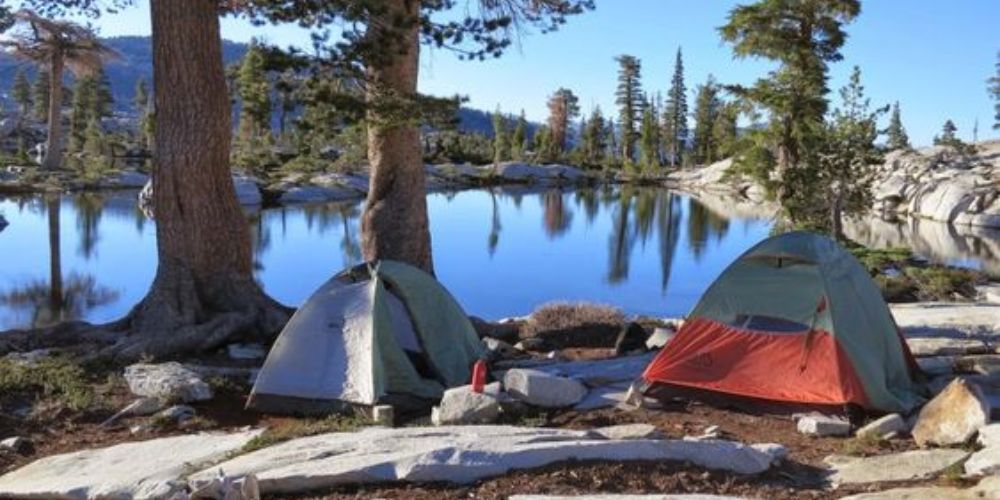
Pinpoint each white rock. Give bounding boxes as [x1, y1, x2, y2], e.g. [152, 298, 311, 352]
[893, 303, 1000, 338]
[227, 343, 267, 360]
[590, 424, 663, 441]
[504, 369, 588, 408]
[796, 413, 851, 437]
[646, 327, 675, 350]
[431, 382, 501, 425]
[828, 449, 970, 485]
[0, 430, 262, 499]
[965, 446, 1000, 476]
[191, 426, 781, 494]
[977, 423, 1000, 448]
[906, 337, 990, 357]
[855, 414, 908, 440]
[124, 362, 214, 403]
[0, 437, 28, 453]
[912, 378, 990, 447]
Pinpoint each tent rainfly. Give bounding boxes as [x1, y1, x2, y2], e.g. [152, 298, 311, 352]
[641, 231, 924, 414]
[247, 260, 485, 415]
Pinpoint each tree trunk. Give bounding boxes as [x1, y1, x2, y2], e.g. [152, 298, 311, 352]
[830, 184, 844, 241]
[360, 0, 434, 274]
[86, 0, 289, 361]
[42, 53, 64, 170]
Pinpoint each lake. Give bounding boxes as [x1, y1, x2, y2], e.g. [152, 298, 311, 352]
[1, 187, 997, 330]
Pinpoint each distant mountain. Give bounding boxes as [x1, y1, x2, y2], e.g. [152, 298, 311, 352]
[0, 36, 249, 113]
[0, 35, 537, 135]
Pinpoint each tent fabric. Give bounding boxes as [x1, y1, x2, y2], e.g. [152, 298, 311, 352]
[248, 260, 485, 412]
[642, 231, 923, 414]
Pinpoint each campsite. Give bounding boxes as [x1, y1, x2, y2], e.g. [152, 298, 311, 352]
[1, 0, 1000, 498]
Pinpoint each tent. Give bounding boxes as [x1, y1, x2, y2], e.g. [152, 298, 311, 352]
[641, 231, 923, 414]
[247, 260, 485, 415]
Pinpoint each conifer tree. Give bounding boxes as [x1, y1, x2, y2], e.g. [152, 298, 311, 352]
[605, 118, 618, 163]
[579, 106, 606, 167]
[691, 76, 720, 165]
[663, 47, 688, 166]
[934, 119, 959, 146]
[491, 107, 510, 164]
[546, 88, 580, 156]
[511, 110, 527, 161]
[720, 0, 860, 213]
[614, 55, 642, 164]
[12, 69, 32, 117]
[32, 70, 49, 122]
[92, 66, 113, 119]
[989, 51, 999, 130]
[69, 75, 97, 152]
[712, 101, 739, 160]
[885, 101, 910, 150]
[133, 77, 153, 149]
[534, 125, 552, 163]
[236, 40, 271, 143]
[639, 97, 660, 171]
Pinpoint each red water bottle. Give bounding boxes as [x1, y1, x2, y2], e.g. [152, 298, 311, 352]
[471, 359, 487, 393]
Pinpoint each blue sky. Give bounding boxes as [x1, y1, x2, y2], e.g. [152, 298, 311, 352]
[88, 1, 998, 146]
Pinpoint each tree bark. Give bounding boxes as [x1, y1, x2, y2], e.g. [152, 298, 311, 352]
[360, 0, 434, 274]
[42, 53, 64, 170]
[84, 0, 289, 361]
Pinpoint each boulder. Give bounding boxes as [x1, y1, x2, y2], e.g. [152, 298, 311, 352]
[124, 362, 214, 403]
[977, 423, 1000, 447]
[504, 369, 588, 408]
[796, 413, 851, 437]
[431, 382, 501, 425]
[965, 445, 1000, 476]
[191, 425, 783, 494]
[482, 337, 520, 360]
[0, 430, 262, 499]
[614, 322, 647, 355]
[855, 413, 908, 440]
[828, 449, 970, 485]
[912, 378, 990, 447]
[645, 327, 675, 350]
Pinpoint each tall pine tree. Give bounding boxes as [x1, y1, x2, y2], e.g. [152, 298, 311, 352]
[546, 88, 580, 157]
[989, 51, 999, 130]
[491, 107, 510, 164]
[614, 55, 642, 164]
[639, 97, 660, 171]
[134, 77, 154, 150]
[511, 110, 527, 161]
[663, 47, 688, 166]
[885, 101, 910, 150]
[236, 40, 271, 144]
[691, 76, 720, 165]
[12, 69, 32, 117]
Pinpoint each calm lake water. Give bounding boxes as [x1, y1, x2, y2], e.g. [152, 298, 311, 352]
[1, 187, 997, 330]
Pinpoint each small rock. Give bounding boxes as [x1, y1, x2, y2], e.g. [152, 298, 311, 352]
[155, 405, 196, 424]
[129, 423, 153, 435]
[124, 362, 213, 403]
[912, 378, 990, 447]
[372, 405, 394, 426]
[977, 423, 1000, 448]
[431, 383, 501, 425]
[916, 356, 956, 375]
[226, 343, 266, 360]
[503, 369, 588, 408]
[590, 423, 663, 440]
[613, 322, 647, 355]
[482, 337, 520, 360]
[796, 413, 851, 437]
[514, 338, 546, 352]
[0, 437, 29, 453]
[100, 397, 165, 428]
[856, 414, 908, 440]
[645, 327, 675, 350]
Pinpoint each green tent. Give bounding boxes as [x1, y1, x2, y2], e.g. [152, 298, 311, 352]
[643, 231, 924, 413]
[248, 260, 485, 414]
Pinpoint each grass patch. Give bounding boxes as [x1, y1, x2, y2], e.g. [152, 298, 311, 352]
[839, 432, 886, 457]
[845, 242, 985, 302]
[522, 302, 625, 338]
[0, 357, 97, 412]
[240, 414, 368, 453]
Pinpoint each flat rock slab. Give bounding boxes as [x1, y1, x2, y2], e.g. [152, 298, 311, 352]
[530, 352, 656, 387]
[907, 338, 990, 357]
[0, 429, 262, 499]
[574, 382, 632, 411]
[828, 449, 970, 485]
[839, 475, 1000, 499]
[192, 426, 782, 495]
[892, 303, 1000, 337]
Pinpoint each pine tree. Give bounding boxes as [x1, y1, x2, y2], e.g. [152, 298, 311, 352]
[545, 88, 580, 157]
[712, 101, 739, 160]
[579, 106, 606, 167]
[691, 76, 720, 165]
[934, 119, 959, 146]
[32, 70, 50, 122]
[989, 51, 1000, 130]
[885, 101, 910, 150]
[491, 107, 510, 164]
[605, 118, 618, 164]
[614, 55, 642, 164]
[639, 97, 660, 171]
[663, 47, 688, 166]
[134, 77, 153, 149]
[92, 66, 113, 119]
[236, 40, 271, 143]
[12, 69, 32, 117]
[69, 75, 97, 152]
[720, 0, 860, 215]
[533, 125, 552, 163]
[511, 110, 527, 161]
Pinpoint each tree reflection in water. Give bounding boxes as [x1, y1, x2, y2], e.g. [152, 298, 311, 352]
[542, 190, 573, 238]
[0, 195, 118, 329]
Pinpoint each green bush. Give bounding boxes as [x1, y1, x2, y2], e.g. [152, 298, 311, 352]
[0, 357, 96, 411]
